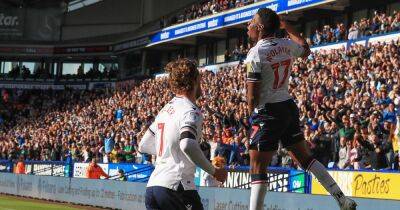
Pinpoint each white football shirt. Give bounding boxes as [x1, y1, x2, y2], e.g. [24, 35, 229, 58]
[245, 37, 305, 105]
[146, 96, 203, 191]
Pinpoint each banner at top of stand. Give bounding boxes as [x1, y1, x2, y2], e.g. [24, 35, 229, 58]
[150, 0, 335, 45]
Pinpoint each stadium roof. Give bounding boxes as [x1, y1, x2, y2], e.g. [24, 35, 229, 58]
[68, 0, 103, 12]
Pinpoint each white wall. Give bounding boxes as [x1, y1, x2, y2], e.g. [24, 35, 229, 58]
[1, 173, 400, 210]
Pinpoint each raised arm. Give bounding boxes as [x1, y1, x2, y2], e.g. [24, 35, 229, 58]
[280, 18, 311, 59]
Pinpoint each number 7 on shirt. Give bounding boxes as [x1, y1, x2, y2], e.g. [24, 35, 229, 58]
[157, 123, 165, 156]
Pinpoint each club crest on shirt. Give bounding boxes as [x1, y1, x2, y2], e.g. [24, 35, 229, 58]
[190, 111, 201, 121]
[184, 112, 199, 128]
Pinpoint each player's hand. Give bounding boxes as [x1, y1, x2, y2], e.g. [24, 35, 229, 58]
[213, 167, 227, 183]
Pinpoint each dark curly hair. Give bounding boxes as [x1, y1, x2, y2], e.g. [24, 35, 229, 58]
[257, 8, 280, 36]
[165, 58, 199, 94]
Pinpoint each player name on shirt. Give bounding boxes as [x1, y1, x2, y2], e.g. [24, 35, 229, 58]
[266, 46, 291, 62]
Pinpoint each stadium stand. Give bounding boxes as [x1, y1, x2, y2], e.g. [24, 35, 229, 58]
[226, 9, 400, 60]
[172, 0, 261, 26]
[310, 10, 400, 45]
[1, 1, 400, 209]
[1, 39, 399, 171]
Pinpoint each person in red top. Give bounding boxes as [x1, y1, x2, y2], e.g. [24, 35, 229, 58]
[85, 158, 109, 179]
[15, 156, 25, 174]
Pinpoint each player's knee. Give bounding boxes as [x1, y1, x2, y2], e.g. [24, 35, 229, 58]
[299, 156, 315, 171]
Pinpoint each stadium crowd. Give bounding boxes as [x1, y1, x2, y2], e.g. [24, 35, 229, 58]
[311, 10, 400, 45]
[1, 40, 400, 171]
[172, 0, 262, 25]
[224, 10, 400, 62]
[165, 0, 399, 50]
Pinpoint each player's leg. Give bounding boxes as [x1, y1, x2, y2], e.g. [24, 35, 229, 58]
[287, 141, 356, 210]
[249, 149, 275, 210]
[248, 106, 283, 210]
[147, 186, 186, 210]
[282, 100, 356, 210]
[287, 141, 345, 198]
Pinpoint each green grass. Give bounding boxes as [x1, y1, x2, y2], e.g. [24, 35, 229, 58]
[0, 195, 82, 210]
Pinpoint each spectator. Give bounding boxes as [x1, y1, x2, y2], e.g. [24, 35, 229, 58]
[383, 103, 397, 124]
[313, 30, 322, 46]
[391, 13, 400, 31]
[224, 50, 231, 62]
[351, 22, 361, 40]
[86, 158, 109, 179]
[209, 135, 219, 161]
[232, 46, 241, 60]
[117, 169, 127, 181]
[359, 134, 389, 170]
[123, 139, 136, 163]
[14, 156, 26, 174]
[104, 132, 115, 154]
[278, 147, 293, 169]
[337, 137, 350, 169]
[349, 136, 362, 169]
[77, 65, 84, 76]
[228, 135, 245, 166]
[115, 107, 124, 121]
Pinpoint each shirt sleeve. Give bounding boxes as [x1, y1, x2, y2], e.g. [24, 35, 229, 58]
[148, 121, 156, 135]
[179, 110, 215, 175]
[138, 128, 156, 155]
[245, 48, 262, 82]
[286, 39, 305, 58]
[180, 110, 203, 141]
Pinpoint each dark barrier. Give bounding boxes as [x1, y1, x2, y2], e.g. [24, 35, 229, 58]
[0, 160, 13, 172]
[0, 160, 69, 176]
[195, 166, 311, 193]
[24, 161, 67, 177]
